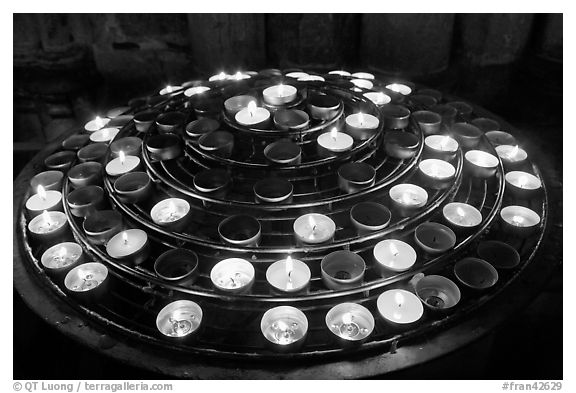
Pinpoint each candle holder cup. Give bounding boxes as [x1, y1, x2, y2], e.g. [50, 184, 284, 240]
[263, 139, 302, 165]
[83, 210, 123, 246]
[383, 131, 419, 160]
[44, 151, 77, 172]
[64, 262, 109, 303]
[337, 162, 376, 194]
[325, 303, 375, 347]
[388, 184, 428, 218]
[77, 143, 109, 163]
[345, 113, 380, 141]
[110, 137, 143, 158]
[417, 159, 456, 190]
[150, 198, 191, 232]
[349, 202, 391, 234]
[198, 131, 234, 159]
[485, 131, 517, 147]
[307, 94, 341, 121]
[156, 112, 186, 134]
[410, 273, 461, 312]
[447, 101, 473, 120]
[377, 289, 424, 330]
[471, 117, 500, 133]
[145, 134, 183, 161]
[27, 211, 69, 245]
[451, 123, 483, 150]
[412, 110, 442, 135]
[504, 171, 542, 199]
[373, 239, 417, 276]
[414, 222, 456, 256]
[273, 109, 310, 131]
[62, 134, 90, 151]
[193, 168, 231, 198]
[423, 135, 459, 161]
[210, 258, 255, 294]
[266, 258, 311, 295]
[30, 170, 64, 192]
[133, 110, 159, 133]
[254, 178, 294, 204]
[454, 258, 499, 291]
[113, 171, 153, 204]
[68, 162, 103, 188]
[500, 205, 541, 238]
[381, 105, 411, 129]
[410, 95, 437, 108]
[321, 250, 366, 290]
[477, 240, 521, 270]
[106, 229, 150, 265]
[156, 300, 203, 341]
[218, 215, 261, 246]
[66, 186, 105, 218]
[464, 150, 499, 178]
[224, 95, 257, 117]
[108, 115, 133, 128]
[154, 249, 199, 287]
[185, 118, 220, 138]
[260, 306, 308, 352]
[40, 242, 84, 280]
[430, 104, 457, 128]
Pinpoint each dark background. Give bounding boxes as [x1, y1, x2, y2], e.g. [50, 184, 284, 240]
[13, 13, 563, 379]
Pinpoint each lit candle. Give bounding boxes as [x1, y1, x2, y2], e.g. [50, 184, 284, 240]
[464, 150, 499, 178]
[389, 183, 428, 217]
[89, 127, 120, 143]
[505, 171, 542, 197]
[41, 242, 83, 273]
[84, 116, 110, 132]
[350, 79, 374, 90]
[377, 289, 424, 325]
[386, 83, 412, 95]
[26, 185, 62, 217]
[266, 256, 311, 293]
[326, 303, 375, 343]
[297, 75, 325, 82]
[105, 152, 141, 177]
[345, 112, 380, 140]
[28, 210, 69, 241]
[495, 144, 528, 167]
[424, 135, 459, 160]
[352, 72, 375, 80]
[418, 159, 456, 189]
[373, 239, 417, 274]
[363, 91, 391, 106]
[263, 84, 298, 106]
[210, 258, 255, 293]
[184, 85, 210, 97]
[106, 229, 150, 265]
[500, 205, 541, 236]
[156, 300, 203, 338]
[234, 101, 271, 128]
[230, 71, 250, 80]
[159, 85, 183, 95]
[329, 70, 351, 76]
[209, 72, 228, 81]
[293, 213, 336, 244]
[260, 306, 308, 349]
[442, 202, 482, 231]
[64, 262, 108, 295]
[150, 198, 191, 228]
[286, 71, 309, 79]
[317, 127, 354, 156]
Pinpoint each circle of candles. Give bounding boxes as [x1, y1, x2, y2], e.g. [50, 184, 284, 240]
[193, 168, 231, 196]
[329, 70, 351, 76]
[263, 84, 298, 106]
[505, 171, 542, 197]
[105, 152, 141, 177]
[495, 144, 528, 168]
[110, 137, 142, 158]
[298, 75, 325, 82]
[424, 135, 459, 160]
[108, 115, 134, 128]
[447, 101, 473, 118]
[414, 222, 457, 255]
[67, 162, 103, 188]
[454, 258, 499, 290]
[418, 159, 456, 189]
[159, 85, 183, 95]
[451, 122, 482, 149]
[345, 112, 380, 141]
[338, 162, 376, 194]
[363, 91, 391, 106]
[133, 110, 159, 133]
[64, 262, 109, 299]
[500, 205, 541, 237]
[83, 209, 123, 245]
[389, 183, 428, 217]
[186, 118, 220, 138]
[263, 139, 302, 165]
[325, 303, 375, 343]
[106, 229, 150, 265]
[418, 88, 443, 101]
[150, 198, 191, 230]
[471, 117, 500, 132]
[113, 171, 153, 204]
[412, 110, 442, 135]
[286, 71, 308, 79]
[352, 71, 375, 80]
[430, 104, 457, 128]
[26, 185, 63, 216]
[377, 289, 424, 325]
[156, 112, 186, 134]
[235, 101, 271, 128]
[477, 240, 521, 270]
[411, 274, 461, 310]
[386, 83, 412, 95]
[349, 202, 392, 233]
[156, 300, 203, 338]
[442, 202, 482, 231]
[66, 185, 104, 218]
[464, 150, 499, 178]
[224, 95, 257, 116]
[218, 214, 261, 246]
[198, 131, 235, 159]
[84, 116, 110, 132]
[321, 250, 366, 290]
[485, 130, 517, 147]
[373, 239, 417, 274]
[254, 178, 294, 203]
[350, 79, 374, 90]
[41, 242, 83, 276]
[317, 127, 354, 157]
[77, 143, 108, 163]
[307, 94, 341, 121]
[62, 134, 90, 151]
[260, 306, 308, 350]
[146, 134, 183, 161]
[106, 106, 130, 118]
[210, 258, 255, 293]
[381, 105, 411, 129]
[273, 109, 310, 131]
[28, 211, 69, 242]
[266, 256, 311, 294]
[154, 248, 199, 287]
[30, 170, 63, 191]
[383, 130, 420, 159]
[184, 85, 210, 97]
[89, 127, 120, 143]
[293, 213, 336, 244]
[410, 94, 438, 108]
[44, 151, 77, 171]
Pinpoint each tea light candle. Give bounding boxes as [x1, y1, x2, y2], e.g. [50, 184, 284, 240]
[150, 198, 191, 228]
[500, 205, 541, 236]
[266, 256, 311, 293]
[414, 222, 457, 255]
[209, 71, 228, 81]
[106, 229, 149, 265]
[297, 75, 325, 82]
[418, 159, 456, 189]
[505, 171, 542, 197]
[329, 70, 351, 76]
[363, 91, 391, 106]
[293, 213, 336, 244]
[84, 116, 109, 132]
[442, 202, 482, 231]
[386, 83, 412, 95]
[106, 106, 130, 119]
[28, 211, 69, 242]
[495, 145, 528, 168]
[424, 135, 459, 160]
[317, 127, 354, 156]
[41, 242, 83, 274]
[260, 306, 308, 349]
[352, 72, 375, 80]
[350, 79, 374, 90]
[486, 130, 517, 147]
[383, 130, 420, 160]
[345, 112, 380, 140]
[263, 84, 298, 106]
[464, 150, 499, 178]
[64, 262, 108, 296]
[229, 71, 251, 80]
[286, 71, 309, 79]
[105, 151, 141, 177]
[159, 85, 182, 95]
[373, 239, 417, 274]
[210, 258, 255, 293]
[325, 303, 375, 343]
[89, 127, 120, 143]
[377, 289, 424, 325]
[156, 300, 203, 338]
[389, 183, 428, 217]
[235, 101, 271, 128]
[26, 185, 62, 216]
[184, 85, 210, 97]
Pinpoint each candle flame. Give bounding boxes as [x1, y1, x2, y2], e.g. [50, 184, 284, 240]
[456, 206, 466, 217]
[247, 101, 257, 117]
[342, 312, 353, 325]
[278, 83, 284, 96]
[512, 215, 525, 226]
[285, 256, 294, 276]
[122, 231, 128, 245]
[119, 150, 126, 165]
[42, 210, 52, 226]
[330, 127, 338, 140]
[518, 176, 527, 189]
[37, 185, 47, 200]
[234, 71, 242, 80]
[102, 129, 109, 139]
[389, 241, 400, 257]
[395, 291, 405, 306]
[168, 200, 177, 214]
[440, 136, 450, 151]
[308, 215, 317, 232]
[218, 72, 226, 80]
[95, 116, 103, 128]
[430, 164, 439, 178]
[166, 85, 173, 94]
[357, 112, 365, 126]
[510, 145, 519, 158]
[57, 246, 67, 259]
[402, 192, 414, 205]
[388, 84, 401, 93]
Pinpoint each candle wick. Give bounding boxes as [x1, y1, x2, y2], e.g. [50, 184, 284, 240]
[433, 236, 437, 243]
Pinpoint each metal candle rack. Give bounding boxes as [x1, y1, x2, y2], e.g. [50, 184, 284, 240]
[16, 69, 548, 361]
